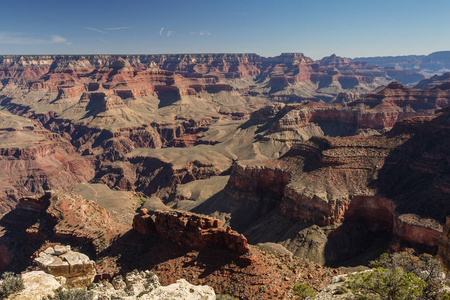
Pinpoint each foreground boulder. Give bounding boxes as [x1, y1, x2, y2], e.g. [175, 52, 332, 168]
[5, 270, 215, 300]
[8, 270, 63, 300]
[91, 270, 215, 300]
[35, 245, 96, 287]
[0, 191, 129, 273]
[143, 279, 215, 300]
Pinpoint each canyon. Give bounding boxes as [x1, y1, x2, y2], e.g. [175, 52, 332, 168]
[1, 53, 450, 299]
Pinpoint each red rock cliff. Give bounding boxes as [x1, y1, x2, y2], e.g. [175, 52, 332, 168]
[133, 209, 250, 256]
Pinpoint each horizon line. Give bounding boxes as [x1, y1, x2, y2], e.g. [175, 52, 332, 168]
[0, 50, 448, 60]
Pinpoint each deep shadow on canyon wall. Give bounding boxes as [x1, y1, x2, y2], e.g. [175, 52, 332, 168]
[373, 115, 450, 223]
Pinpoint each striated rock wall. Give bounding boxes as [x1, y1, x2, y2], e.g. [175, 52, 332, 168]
[0, 93, 220, 163]
[133, 209, 250, 256]
[281, 184, 350, 226]
[415, 72, 450, 89]
[225, 160, 292, 202]
[0, 191, 129, 272]
[226, 109, 450, 252]
[396, 214, 442, 249]
[0, 53, 423, 106]
[251, 81, 450, 138]
[0, 113, 95, 213]
[94, 153, 226, 200]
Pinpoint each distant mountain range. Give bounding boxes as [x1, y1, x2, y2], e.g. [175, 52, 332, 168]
[352, 51, 450, 76]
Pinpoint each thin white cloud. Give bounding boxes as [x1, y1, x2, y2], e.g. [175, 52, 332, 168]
[159, 27, 165, 36]
[0, 32, 71, 45]
[100, 39, 110, 44]
[51, 35, 68, 44]
[105, 27, 129, 30]
[189, 32, 196, 35]
[84, 27, 105, 33]
[167, 31, 173, 37]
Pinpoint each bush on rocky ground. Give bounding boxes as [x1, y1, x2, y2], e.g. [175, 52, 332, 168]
[369, 251, 448, 299]
[292, 283, 316, 299]
[343, 250, 449, 300]
[0, 272, 24, 299]
[347, 267, 425, 300]
[42, 287, 93, 300]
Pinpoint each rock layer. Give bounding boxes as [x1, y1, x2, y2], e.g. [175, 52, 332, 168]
[35, 245, 96, 287]
[226, 108, 450, 254]
[0, 191, 129, 272]
[0, 111, 94, 213]
[250, 81, 450, 139]
[133, 209, 250, 256]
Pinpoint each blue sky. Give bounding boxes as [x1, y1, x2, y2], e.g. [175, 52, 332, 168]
[1, 0, 449, 59]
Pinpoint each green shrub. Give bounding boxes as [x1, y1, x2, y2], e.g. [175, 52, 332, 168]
[0, 272, 24, 299]
[347, 267, 425, 300]
[334, 285, 348, 295]
[42, 287, 93, 300]
[292, 283, 316, 299]
[370, 251, 446, 299]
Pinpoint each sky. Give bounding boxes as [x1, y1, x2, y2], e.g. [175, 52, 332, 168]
[1, 0, 450, 59]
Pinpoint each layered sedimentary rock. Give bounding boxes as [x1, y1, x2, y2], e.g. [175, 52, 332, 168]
[113, 227, 340, 299]
[253, 53, 395, 102]
[318, 54, 390, 88]
[35, 245, 96, 287]
[0, 55, 447, 211]
[226, 107, 450, 253]
[250, 81, 450, 139]
[1, 54, 449, 274]
[414, 72, 450, 89]
[27, 192, 129, 252]
[0, 191, 129, 272]
[91, 114, 312, 201]
[93, 146, 231, 200]
[0, 110, 94, 213]
[133, 209, 249, 255]
[0, 53, 417, 113]
[350, 81, 450, 112]
[0, 54, 272, 166]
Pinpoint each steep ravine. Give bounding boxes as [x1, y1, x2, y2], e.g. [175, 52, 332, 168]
[221, 161, 441, 266]
[214, 110, 450, 266]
